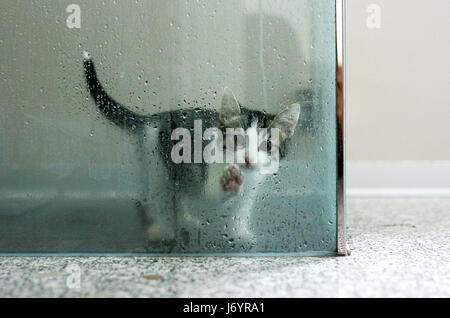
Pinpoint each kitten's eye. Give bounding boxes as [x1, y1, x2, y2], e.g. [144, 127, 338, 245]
[259, 139, 279, 154]
[259, 140, 271, 152]
[235, 135, 246, 148]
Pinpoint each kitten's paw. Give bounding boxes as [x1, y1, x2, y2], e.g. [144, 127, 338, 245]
[221, 164, 243, 191]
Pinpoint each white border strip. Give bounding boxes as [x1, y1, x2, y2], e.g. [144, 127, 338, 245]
[347, 161, 450, 196]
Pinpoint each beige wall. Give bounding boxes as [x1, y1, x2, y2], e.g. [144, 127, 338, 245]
[346, 0, 450, 161]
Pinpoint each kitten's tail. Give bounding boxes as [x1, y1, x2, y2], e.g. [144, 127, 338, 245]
[83, 51, 146, 130]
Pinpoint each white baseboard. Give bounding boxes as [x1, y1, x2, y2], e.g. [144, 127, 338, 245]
[347, 161, 450, 196]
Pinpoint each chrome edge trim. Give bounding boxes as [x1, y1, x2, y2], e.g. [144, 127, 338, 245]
[336, 0, 348, 256]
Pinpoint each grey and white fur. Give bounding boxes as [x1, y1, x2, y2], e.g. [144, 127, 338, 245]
[82, 51, 300, 249]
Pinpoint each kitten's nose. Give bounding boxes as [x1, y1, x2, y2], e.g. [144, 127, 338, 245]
[245, 156, 251, 168]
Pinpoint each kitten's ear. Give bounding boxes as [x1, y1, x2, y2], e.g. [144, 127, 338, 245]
[270, 103, 301, 141]
[220, 87, 242, 127]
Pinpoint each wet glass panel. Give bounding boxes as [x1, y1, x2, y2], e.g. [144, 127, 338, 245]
[0, 0, 337, 255]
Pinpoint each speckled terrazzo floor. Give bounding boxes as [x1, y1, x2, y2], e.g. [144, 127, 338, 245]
[0, 197, 449, 298]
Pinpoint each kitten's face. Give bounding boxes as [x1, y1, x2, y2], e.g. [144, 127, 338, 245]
[222, 120, 270, 170]
[216, 87, 301, 191]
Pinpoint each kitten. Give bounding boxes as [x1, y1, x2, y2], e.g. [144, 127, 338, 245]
[82, 51, 300, 249]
